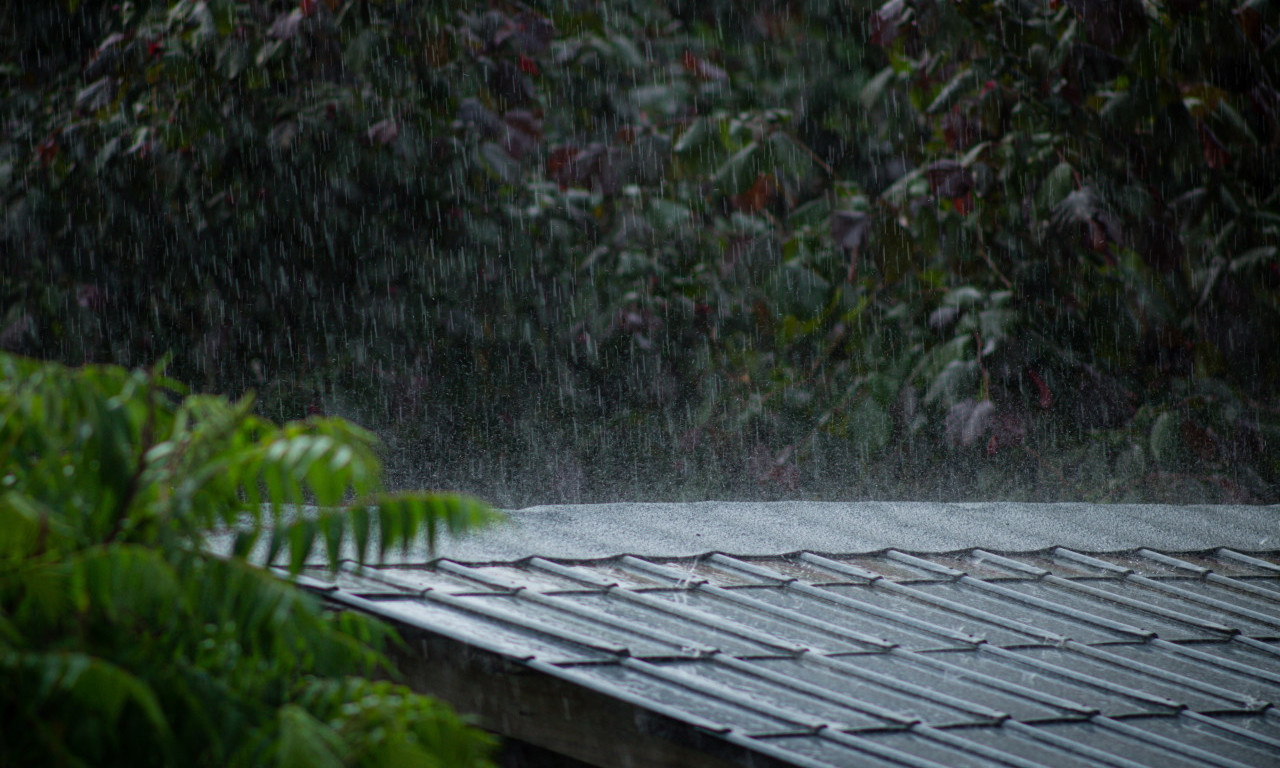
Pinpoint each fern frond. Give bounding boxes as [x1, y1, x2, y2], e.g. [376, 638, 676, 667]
[1, 648, 169, 736]
[267, 493, 503, 573]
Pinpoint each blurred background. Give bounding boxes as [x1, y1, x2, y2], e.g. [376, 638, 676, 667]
[4, 0, 1278, 505]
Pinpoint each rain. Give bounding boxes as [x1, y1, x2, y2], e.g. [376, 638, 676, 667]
[4, 0, 1278, 508]
[9, 5, 1280, 768]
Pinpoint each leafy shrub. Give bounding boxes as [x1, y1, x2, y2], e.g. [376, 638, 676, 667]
[0, 353, 498, 767]
[3, 0, 1276, 501]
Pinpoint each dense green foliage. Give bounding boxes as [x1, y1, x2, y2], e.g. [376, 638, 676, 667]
[0, 353, 498, 767]
[3, 0, 1278, 501]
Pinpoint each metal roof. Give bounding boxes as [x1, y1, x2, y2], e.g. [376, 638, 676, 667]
[417, 501, 1280, 562]
[290, 543, 1280, 768]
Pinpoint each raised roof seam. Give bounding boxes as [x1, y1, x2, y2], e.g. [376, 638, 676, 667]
[741, 566, 994, 646]
[414, 588, 635, 657]
[1217, 549, 1280, 574]
[1147, 636, 1280, 685]
[1040, 574, 1239, 635]
[616, 554, 709, 587]
[1001, 720, 1162, 768]
[1179, 709, 1280, 749]
[1062, 640, 1262, 709]
[1091, 714, 1261, 768]
[969, 549, 1050, 578]
[720, 554, 1062, 646]
[797, 551, 884, 582]
[805, 726, 960, 768]
[1053, 548, 1134, 575]
[600, 584, 809, 654]
[1110, 572, 1280, 628]
[614, 656, 828, 734]
[976, 644, 1188, 711]
[904, 720, 1059, 768]
[884, 550, 967, 579]
[887, 574, 1119, 641]
[802, 652, 1012, 722]
[1136, 549, 1211, 576]
[704, 653, 919, 726]
[884, 647, 1099, 716]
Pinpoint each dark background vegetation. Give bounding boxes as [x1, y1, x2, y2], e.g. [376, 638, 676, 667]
[4, 0, 1278, 505]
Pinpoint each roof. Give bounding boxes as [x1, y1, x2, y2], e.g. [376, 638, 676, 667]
[286, 502, 1280, 768]
[411, 501, 1280, 562]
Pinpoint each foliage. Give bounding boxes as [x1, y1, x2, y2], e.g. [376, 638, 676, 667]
[0, 353, 499, 767]
[2, 0, 1278, 501]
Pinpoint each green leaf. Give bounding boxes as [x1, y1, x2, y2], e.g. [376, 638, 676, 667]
[942, 286, 985, 308]
[860, 66, 896, 108]
[479, 142, 522, 184]
[1035, 162, 1075, 214]
[712, 141, 758, 195]
[287, 519, 316, 572]
[926, 68, 976, 115]
[674, 117, 710, 153]
[848, 397, 892, 455]
[277, 705, 346, 768]
[1149, 412, 1181, 466]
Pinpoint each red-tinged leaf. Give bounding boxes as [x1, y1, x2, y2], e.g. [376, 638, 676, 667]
[987, 433, 1000, 456]
[1235, 5, 1265, 47]
[731, 172, 776, 213]
[681, 50, 728, 82]
[503, 109, 542, 139]
[545, 145, 578, 185]
[36, 135, 59, 164]
[951, 192, 975, 216]
[1027, 369, 1054, 409]
[518, 54, 539, 75]
[942, 109, 977, 151]
[1181, 419, 1217, 461]
[502, 109, 541, 159]
[300, 0, 319, 16]
[1051, 187, 1122, 256]
[614, 125, 638, 146]
[553, 143, 602, 187]
[1200, 123, 1229, 168]
[512, 12, 555, 55]
[424, 31, 452, 68]
[546, 142, 619, 193]
[1058, 80, 1083, 106]
[1087, 218, 1110, 252]
[925, 160, 973, 199]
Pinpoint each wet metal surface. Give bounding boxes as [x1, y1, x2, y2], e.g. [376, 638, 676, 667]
[295, 546, 1280, 767]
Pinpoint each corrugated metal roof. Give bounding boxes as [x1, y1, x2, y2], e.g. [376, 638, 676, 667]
[291, 544, 1280, 767]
